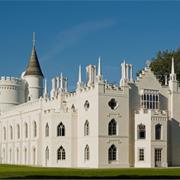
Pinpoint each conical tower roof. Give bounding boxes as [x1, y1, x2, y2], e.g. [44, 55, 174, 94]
[24, 34, 44, 77]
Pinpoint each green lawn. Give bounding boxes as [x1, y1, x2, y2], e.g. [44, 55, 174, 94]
[0, 164, 180, 179]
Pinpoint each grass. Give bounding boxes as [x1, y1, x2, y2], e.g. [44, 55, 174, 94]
[0, 164, 180, 179]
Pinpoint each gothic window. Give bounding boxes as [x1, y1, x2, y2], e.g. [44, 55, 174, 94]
[45, 123, 49, 137]
[84, 120, 89, 136]
[25, 123, 28, 138]
[84, 145, 90, 161]
[141, 90, 159, 110]
[10, 126, 13, 140]
[138, 124, 146, 139]
[57, 146, 66, 160]
[108, 144, 117, 161]
[108, 119, 117, 135]
[155, 124, 161, 140]
[3, 127, 6, 140]
[139, 148, 144, 161]
[84, 100, 90, 111]
[57, 122, 65, 136]
[71, 104, 75, 112]
[108, 98, 118, 110]
[17, 124, 20, 139]
[45, 146, 49, 161]
[34, 121, 37, 137]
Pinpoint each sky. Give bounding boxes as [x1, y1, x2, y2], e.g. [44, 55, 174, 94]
[0, 1, 180, 90]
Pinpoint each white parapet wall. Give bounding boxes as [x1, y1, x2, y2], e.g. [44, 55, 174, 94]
[0, 76, 26, 112]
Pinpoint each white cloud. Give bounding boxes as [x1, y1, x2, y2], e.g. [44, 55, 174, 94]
[42, 18, 117, 62]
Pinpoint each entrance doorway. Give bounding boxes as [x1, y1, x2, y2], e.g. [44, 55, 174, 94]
[155, 148, 162, 167]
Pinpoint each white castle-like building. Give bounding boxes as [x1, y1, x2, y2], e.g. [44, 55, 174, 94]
[0, 34, 180, 168]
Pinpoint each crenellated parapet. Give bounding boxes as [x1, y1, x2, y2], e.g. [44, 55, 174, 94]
[0, 76, 26, 112]
[0, 76, 25, 86]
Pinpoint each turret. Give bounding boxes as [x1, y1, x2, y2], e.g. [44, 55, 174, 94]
[169, 57, 178, 92]
[23, 33, 44, 101]
[77, 65, 83, 89]
[96, 56, 103, 82]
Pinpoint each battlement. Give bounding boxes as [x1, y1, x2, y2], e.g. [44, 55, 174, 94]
[0, 76, 25, 85]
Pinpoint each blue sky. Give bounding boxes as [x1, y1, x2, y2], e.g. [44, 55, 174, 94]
[0, 1, 180, 90]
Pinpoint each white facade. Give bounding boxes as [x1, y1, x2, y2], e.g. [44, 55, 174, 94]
[0, 39, 180, 168]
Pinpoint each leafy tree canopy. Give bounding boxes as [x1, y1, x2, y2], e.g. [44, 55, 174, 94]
[148, 48, 180, 84]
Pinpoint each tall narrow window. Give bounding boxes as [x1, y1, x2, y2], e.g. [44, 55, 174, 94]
[108, 144, 117, 161]
[24, 148, 27, 164]
[3, 127, 6, 140]
[84, 145, 90, 161]
[33, 148, 36, 165]
[16, 148, 19, 164]
[57, 146, 66, 160]
[45, 146, 49, 161]
[45, 123, 49, 137]
[139, 148, 144, 161]
[155, 124, 161, 140]
[138, 124, 146, 139]
[34, 121, 37, 137]
[9, 149, 12, 163]
[57, 122, 65, 136]
[10, 126, 13, 140]
[17, 124, 20, 139]
[25, 123, 28, 138]
[3, 148, 6, 163]
[84, 120, 89, 136]
[108, 119, 117, 135]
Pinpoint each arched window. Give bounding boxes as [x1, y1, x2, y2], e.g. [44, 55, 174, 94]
[25, 123, 28, 138]
[45, 123, 49, 137]
[84, 120, 89, 136]
[138, 124, 146, 139]
[57, 122, 65, 136]
[84, 145, 90, 161]
[155, 124, 161, 140]
[3, 127, 6, 140]
[17, 124, 20, 139]
[84, 100, 90, 111]
[57, 146, 66, 160]
[108, 119, 117, 135]
[45, 146, 49, 162]
[108, 144, 117, 161]
[34, 121, 37, 137]
[10, 126, 13, 140]
[71, 104, 75, 112]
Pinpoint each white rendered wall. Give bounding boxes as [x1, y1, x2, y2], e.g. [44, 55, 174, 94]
[0, 77, 26, 112]
[23, 75, 43, 101]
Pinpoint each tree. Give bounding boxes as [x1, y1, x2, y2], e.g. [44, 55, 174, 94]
[149, 48, 180, 85]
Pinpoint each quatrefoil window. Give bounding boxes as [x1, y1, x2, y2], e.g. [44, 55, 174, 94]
[108, 98, 118, 110]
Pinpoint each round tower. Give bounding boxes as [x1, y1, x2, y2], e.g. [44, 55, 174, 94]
[23, 33, 44, 101]
[0, 76, 26, 112]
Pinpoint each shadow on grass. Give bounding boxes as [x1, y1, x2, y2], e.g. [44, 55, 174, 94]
[5, 175, 180, 179]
